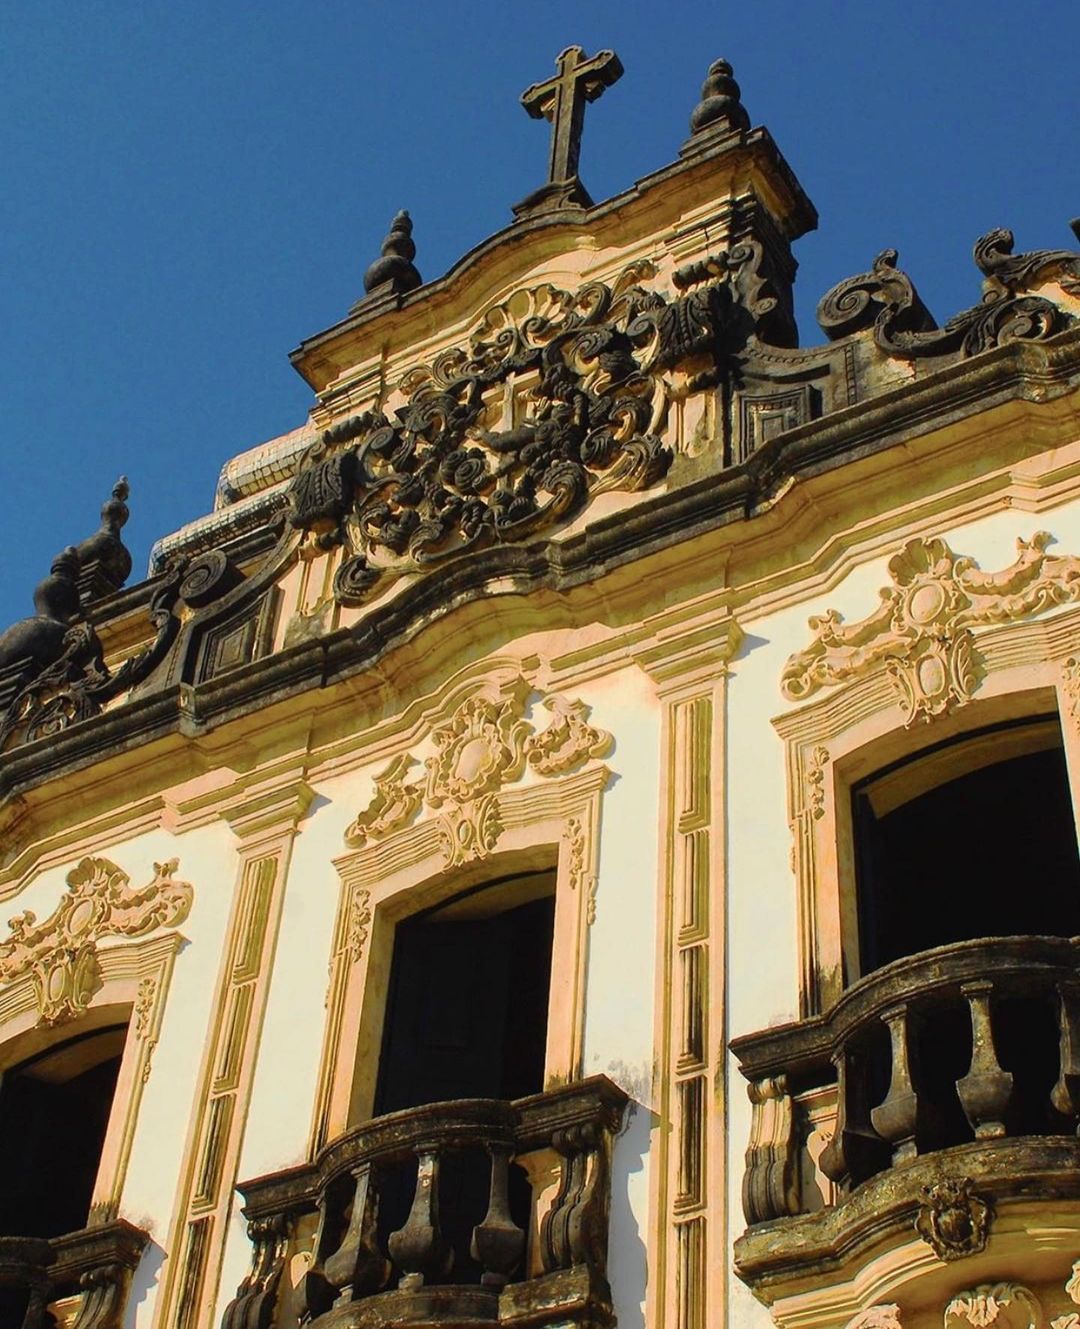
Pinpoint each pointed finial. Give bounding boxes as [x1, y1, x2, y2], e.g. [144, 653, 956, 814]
[688, 58, 750, 137]
[74, 476, 132, 603]
[362, 211, 422, 300]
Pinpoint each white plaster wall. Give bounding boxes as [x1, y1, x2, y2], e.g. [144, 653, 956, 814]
[722, 496, 1080, 1328]
[576, 667, 660, 1329]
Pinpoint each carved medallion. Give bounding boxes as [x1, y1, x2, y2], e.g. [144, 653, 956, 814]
[0, 857, 193, 1025]
[915, 1177, 992, 1262]
[783, 533, 1080, 723]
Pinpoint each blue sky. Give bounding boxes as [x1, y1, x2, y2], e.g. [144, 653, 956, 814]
[0, 1, 1074, 630]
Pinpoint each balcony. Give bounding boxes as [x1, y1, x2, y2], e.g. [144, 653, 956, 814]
[0, 1219, 147, 1329]
[223, 1076, 627, 1329]
[731, 936, 1080, 1310]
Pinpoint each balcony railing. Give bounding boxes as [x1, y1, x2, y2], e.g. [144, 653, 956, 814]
[0, 1219, 147, 1329]
[731, 936, 1080, 1288]
[223, 1076, 627, 1329]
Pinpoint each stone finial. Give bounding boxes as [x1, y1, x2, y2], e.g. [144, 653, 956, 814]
[362, 211, 422, 301]
[688, 58, 750, 137]
[74, 475, 133, 604]
[33, 548, 82, 624]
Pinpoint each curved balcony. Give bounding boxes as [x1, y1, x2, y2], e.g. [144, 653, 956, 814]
[731, 936, 1080, 1302]
[223, 1076, 627, 1329]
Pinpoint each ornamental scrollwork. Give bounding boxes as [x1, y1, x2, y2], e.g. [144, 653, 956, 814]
[342, 683, 610, 867]
[289, 247, 782, 601]
[782, 532, 1080, 724]
[843, 1307, 903, 1329]
[818, 226, 1080, 360]
[0, 857, 193, 1025]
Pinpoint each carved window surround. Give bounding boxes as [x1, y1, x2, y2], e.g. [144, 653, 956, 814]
[0, 925, 184, 1222]
[309, 670, 611, 1153]
[774, 531, 1080, 1016]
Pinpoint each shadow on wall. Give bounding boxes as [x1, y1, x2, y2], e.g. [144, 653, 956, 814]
[609, 1099, 653, 1329]
[126, 1238, 165, 1328]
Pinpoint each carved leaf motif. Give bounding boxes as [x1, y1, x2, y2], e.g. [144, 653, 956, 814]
[346, 888, 372, 964]
[783, 533, 1080, 723]
[525, 695, 612, 776]
[844, 1306, 903, 1329]
[0, 857, 193, 1026]
[945, 1285, 1041, 1329]
[1066, 1260, 1080, 1306]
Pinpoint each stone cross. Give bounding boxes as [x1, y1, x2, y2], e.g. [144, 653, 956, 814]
[515, 46, 623, 215]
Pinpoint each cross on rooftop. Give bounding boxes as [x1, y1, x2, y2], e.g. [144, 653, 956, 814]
[515, 45, 623, 216]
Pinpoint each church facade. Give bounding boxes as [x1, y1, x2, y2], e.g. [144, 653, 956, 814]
[0, 48, 1079, 1329]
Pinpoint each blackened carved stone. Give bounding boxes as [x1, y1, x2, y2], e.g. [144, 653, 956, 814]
[74, 477, 132, 605]
[915, 1178, 992, 1262]
[359, 211, 422, 305]
[687, 58, 751, 138]
[0, 548, 84, 710]
[818, 225, 1080, 361]
[514, 46, 624, 217]
[289, 253, 800, 607]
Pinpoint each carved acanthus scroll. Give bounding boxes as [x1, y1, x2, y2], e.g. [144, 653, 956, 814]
[782, 533, 1080, 723]
[945, 1284, 1041, 1329]
[0, 857, 193, 1025]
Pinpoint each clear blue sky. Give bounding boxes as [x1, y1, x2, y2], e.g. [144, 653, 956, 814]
[0, 1, 1074, 630]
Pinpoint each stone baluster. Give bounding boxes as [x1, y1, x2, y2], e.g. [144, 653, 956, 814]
[222, 1215, 289, 1329]
[1052, 981, 1080, 1129]
[741, 1076, 798, 1223]
[388, 1148, 452, 1291]
[318, 1164, 389, 1307]
[820, 1045, 885, 1188]
[471, 1143, 525, 1288]
[956, 980, 1013, 1138]
[539, 1123, 612, 1276]
[870, 1004, 920, 1164]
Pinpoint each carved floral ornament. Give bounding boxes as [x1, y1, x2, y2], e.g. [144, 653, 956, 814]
[945, 1285, 1041, 1329]
[344, 682, 612, 867]
[288, 245, 787, 603]
[0, 856, 193, 1025]
[782, 533, 1080, 724]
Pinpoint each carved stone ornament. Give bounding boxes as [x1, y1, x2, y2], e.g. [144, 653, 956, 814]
[343, 754, 424, 847]
[0, 857, 193, 1025]
[782, 533, 1080, 723]
[1065, 1260, 1080, 1306]
[944, 1285, 1041, 1329]
[915, 1177, 992, 1262]
[524, 694, 613, 775]
[818, 226, 1080, 360]
[844, 1306, 903, 1329]
[288, 248, 788, 600]
[343, 683, 610, 869]
[0, 546, 225, 753]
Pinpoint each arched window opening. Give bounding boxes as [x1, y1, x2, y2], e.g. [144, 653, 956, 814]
[0, 1022, 126, 1239]
[852, 715, 1080, 974]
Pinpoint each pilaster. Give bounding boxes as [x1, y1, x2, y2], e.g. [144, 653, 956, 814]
[154, 775, 314, 1329]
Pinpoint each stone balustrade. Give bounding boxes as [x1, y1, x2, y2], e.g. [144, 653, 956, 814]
[733, 935, 1080, 1228]
[223, 1076, 627, 1329]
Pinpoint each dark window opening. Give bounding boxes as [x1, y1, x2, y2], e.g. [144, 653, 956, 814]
[853, 717, 1080, 974]
[0, 1024, 126, 1239]
[373, 872, 555, 1285]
